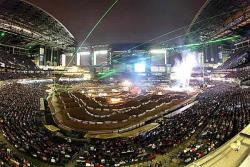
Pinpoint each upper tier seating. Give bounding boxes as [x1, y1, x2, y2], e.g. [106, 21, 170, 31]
[219, 49, 250, 69]
[0, 51, 38, 70]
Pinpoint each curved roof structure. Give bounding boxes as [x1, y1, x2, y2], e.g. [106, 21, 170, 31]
[0, 0, 76, 49]
[188, 0, 250, 41]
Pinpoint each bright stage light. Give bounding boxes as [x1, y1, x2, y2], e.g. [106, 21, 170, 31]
[112, 89, 119, 92]
[157, 92, 163, 95]
[17, 79, 53, 84]
[149, 49, 166, 54]
[98, 93, 108, 97]
[171, 51, 198, 88]
[122, 80, 132, 87]
[61, 54, 66, 66]
[122, 80, 132, 91]
[94, 50, 108, 55]
[78, 51, 91, 55]
[83, 74, 91, 80]
[77, 53, 81, 66]
[109, 97, 123, 104]
[166, 86, 195, 92]
[134, 63, 146, 73]
[0, 32, 5, 37]
[67, 66, 79, 72]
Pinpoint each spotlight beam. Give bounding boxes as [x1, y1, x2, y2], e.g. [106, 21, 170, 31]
[77, 0, 119, 51]
[97, 7, 243, 67]
[63, 0, 119, 70]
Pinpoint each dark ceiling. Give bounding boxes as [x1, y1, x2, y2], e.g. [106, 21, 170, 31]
[27, 0, 206, 45]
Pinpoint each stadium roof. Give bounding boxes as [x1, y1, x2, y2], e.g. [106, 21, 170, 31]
[188, 0, 250, 41]
[0, 0, 76, 50]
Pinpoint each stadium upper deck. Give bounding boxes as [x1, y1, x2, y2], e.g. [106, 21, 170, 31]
[188, 0, 249, 41]
[0, 0, 76, 50]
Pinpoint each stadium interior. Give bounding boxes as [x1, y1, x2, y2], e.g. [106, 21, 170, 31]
[0, 0, 250, 167]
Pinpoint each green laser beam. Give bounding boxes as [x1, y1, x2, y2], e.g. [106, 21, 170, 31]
[56, 0, 120, 83]
[97, 7, 244, 67]
[98, 69, 117, 79]
[0, 32, 5, 37]
[166, 35, 240, 50]
[106, 35, 239, 74]
[65, 0, 119, 69]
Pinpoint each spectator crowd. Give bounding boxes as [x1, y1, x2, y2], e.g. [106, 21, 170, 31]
[0, 82, 249, 166]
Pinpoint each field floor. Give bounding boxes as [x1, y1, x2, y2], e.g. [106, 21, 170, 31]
[85, 123, 159, 139]
[49, 92, 198, 133]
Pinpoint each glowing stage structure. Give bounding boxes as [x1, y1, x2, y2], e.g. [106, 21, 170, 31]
[171, 51, 199, 89]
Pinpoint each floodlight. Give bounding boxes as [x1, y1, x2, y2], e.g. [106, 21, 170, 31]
[61, 54, 66, 66]
[134, 63, 146, 73]
[149, 49, 166, 54]
[94, 50, 108, 55]
[78, 51, 91, 55]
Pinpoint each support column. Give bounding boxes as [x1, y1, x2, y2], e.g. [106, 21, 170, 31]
[51, 47, 53, 66]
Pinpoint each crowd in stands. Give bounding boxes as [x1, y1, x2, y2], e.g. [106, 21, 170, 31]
[74, 84, 250, 166]
[225, 69, 250, 81]
[0, 83, 78, 165]
[0, 82, 249, 166]
[0, 51, 51, 81]
[219, 49, 250, 69]
[0, 51, 38, 70]
[0, 141, 34, 167]
[214, 49, 250, 83]
[178, 85, 250, 164]
[0, 72, 48, 81]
